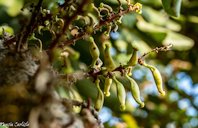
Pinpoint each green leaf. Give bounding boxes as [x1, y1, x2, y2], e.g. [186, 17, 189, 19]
[161, 0, 182, 17]
[0, 0, 23, 16]
[0, 126, 9, 128]
[163, 31, 194, 51]
[142, 6, 181, 31]
[139, 0, 162, 7]
[136, 17, 167, 42]
[120, 28, 152, 54]
[122, 13, 137, 28]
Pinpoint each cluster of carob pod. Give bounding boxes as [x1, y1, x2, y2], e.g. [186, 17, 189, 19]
[88, 37, 166, 111]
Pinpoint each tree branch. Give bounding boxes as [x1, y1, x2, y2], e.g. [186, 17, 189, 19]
[49, 0, 89, 49]
[16, 0, 43, 52]
[57, 3, 141, 47]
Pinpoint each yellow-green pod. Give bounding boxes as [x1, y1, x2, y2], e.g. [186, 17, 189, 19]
[143, 62, 165, 96]
[95, 79, 104, 111]
[127, 67, 132, 76]
[112, 76, 126, 111]
[104, 25, 112, 37]
[103, 42, 116, 71]
[127, 48, 138, 66]
[88, 37, 100, 67]
[125, 75, 144, 108]
[104, 77, 112, 97]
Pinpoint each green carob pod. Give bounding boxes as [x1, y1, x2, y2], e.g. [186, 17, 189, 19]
[142, 62, 165, 96]
[103, 43, 116, 71]
[127, 48, 138, 67]
[88, 37, 100, 67]
[95, 79, 104, 111]
[112, 76, 126, 111]
[125, 75, 144, 108]
[104, 77, 112, 97]
[126, 48, 138, 76]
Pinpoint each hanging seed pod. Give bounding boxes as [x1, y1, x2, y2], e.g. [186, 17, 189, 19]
[95, 79, 104, 111]
[142, 62, 166, 96]
[103, 42, 116, 71]
[88, 37, 100, 67]
[125, 75, 144, 108]
[125, 48, 138, 76]
[112, 76, 126, 111]
[104, 77, 112, 97]
[127, 48, 138, 66]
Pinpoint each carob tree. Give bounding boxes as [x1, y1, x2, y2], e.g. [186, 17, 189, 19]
[0, 0, 176, 128]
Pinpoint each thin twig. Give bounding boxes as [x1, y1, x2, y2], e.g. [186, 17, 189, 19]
[138, 44, 173, 64]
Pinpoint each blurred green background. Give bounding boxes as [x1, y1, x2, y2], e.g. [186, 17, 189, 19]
[0, 0, 197, 128]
